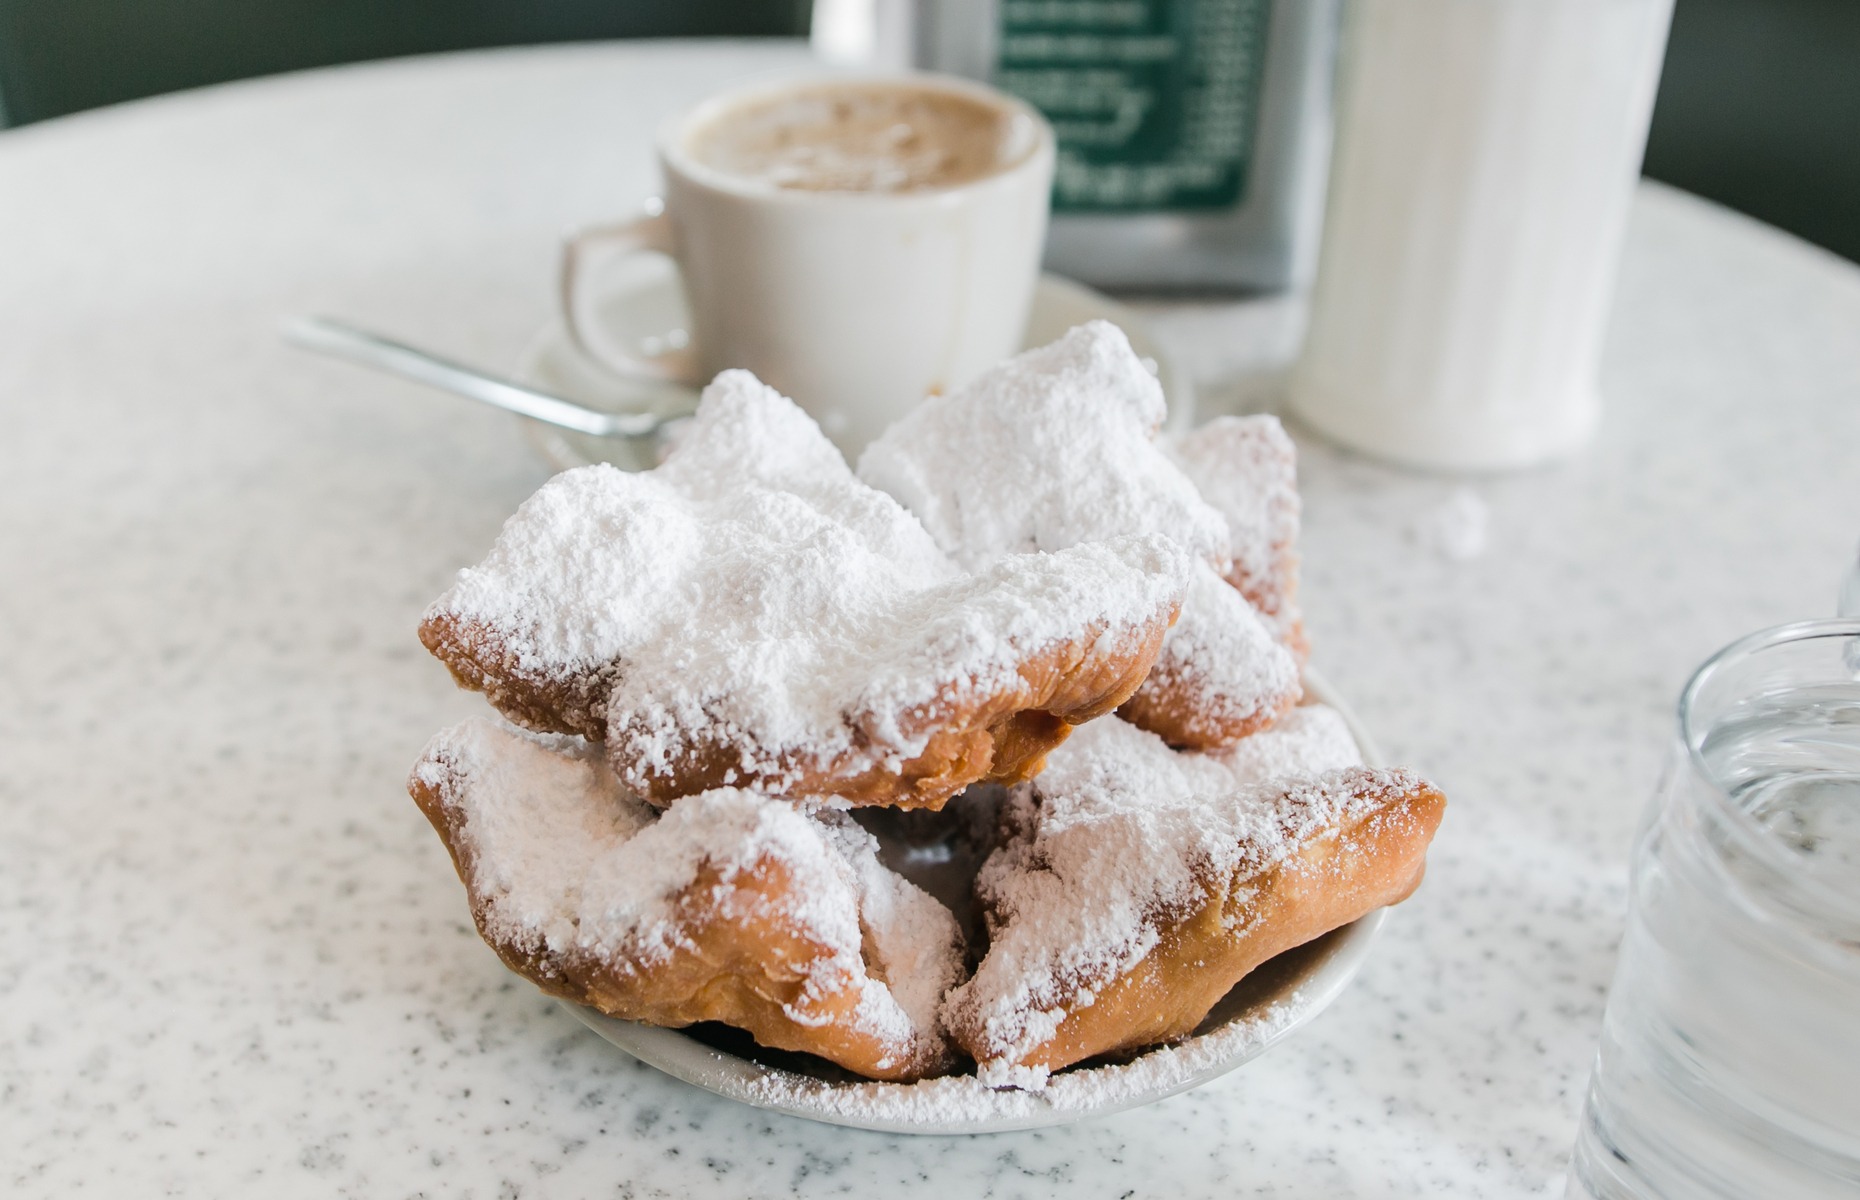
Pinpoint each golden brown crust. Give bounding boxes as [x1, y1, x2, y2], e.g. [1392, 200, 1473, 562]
[579, 608, 1177, 811]
[950, 769, 1445, 1075]
[1115, 564, 1304, 750]
[418, 379, 1195, 814]
[418, 614, 609, 739]
[1168, 415, 1307, 662]
[408, 748, 958, 1081]
[422, 553, 1183, 812]
[1230, 562, 1307, 664]
[1118, 675, 1298, 749]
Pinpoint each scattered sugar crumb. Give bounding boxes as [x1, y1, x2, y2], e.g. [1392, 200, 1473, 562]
[1413, 487, 1487, 562]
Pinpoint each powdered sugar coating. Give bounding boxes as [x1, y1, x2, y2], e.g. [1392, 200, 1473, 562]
[856, 321, 1232, 571]
[412, 717, 964, 1066]
[946, 713, 1370, 1076]
[1212, 703, 1362, 785]
[856, 322, 1300, 747]
[817, 818, 965, 1035]
[603, 530, 1190, 798]
[1120, 561, 1301, 744]
[413, 720, 654, 957]
[1167, 415, 1302, 638]
[423, 369, 1191, 803]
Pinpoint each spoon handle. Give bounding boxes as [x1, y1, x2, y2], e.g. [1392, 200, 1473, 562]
[281, 315, 667, 439]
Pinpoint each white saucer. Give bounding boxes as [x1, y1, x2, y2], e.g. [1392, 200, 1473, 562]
[514, 272, 1196, 471]
[562, 669, 1389, 1135]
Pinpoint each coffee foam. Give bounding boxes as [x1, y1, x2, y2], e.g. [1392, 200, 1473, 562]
[684, 83, 1025, 194]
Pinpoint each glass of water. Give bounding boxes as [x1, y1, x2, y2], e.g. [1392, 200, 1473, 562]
[1569, 620, 1860, 1199]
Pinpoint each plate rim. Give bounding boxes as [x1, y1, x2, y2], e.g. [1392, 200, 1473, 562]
[562, 665, 1391, 1135]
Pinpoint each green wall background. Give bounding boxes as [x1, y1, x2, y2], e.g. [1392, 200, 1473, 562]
[0, 1, 812, 127]
[1643, 0, 1860, 263]
[0, 0, 1854, 262]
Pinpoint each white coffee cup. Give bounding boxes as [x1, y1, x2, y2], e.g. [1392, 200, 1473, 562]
[561, 74, 1055, 455]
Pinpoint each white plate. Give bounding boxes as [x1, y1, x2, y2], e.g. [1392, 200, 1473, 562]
[562, 667, 1389, 1135]
[513, 272, 1195, 472]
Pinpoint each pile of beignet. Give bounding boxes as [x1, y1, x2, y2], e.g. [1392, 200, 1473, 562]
[410, 321, 1444, 1088]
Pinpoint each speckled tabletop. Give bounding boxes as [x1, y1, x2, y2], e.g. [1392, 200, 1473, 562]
[3, 40, 1857, 1200]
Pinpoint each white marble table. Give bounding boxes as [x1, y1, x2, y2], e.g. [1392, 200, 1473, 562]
[3, 40, 1857, 1199]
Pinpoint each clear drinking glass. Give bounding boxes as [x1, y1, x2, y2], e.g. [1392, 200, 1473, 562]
[1568, 621, 1860, 1198]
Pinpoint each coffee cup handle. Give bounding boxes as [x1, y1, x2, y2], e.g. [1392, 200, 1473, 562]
[560, 208, 702, 384]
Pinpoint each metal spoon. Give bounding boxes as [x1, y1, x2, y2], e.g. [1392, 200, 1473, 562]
[280, 315, 683, 440]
